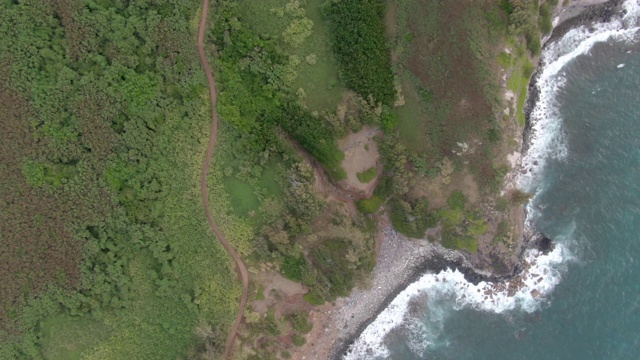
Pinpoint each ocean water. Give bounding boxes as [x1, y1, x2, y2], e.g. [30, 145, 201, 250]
[345, 2, 640, 359]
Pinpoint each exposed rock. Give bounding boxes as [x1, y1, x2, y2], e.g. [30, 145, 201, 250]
[528, 233, 555, 255]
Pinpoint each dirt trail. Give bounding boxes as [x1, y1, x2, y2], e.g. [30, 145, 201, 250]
[197, 1, 248, 359]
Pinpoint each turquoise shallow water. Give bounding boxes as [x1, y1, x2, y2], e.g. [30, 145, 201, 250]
[383, 24, 640, 360]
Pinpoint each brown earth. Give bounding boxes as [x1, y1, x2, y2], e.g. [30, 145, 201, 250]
[250, 271, 309, 317]
[337, 126, 382, 196]
[287, 138, 370, 221]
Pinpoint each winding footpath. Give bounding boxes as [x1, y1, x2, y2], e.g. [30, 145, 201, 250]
[197, 1, 249, 359]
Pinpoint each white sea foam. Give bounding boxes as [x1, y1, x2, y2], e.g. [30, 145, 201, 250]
[519, 0, 640, 192]
[344, 2, 640, 359]
[344, 245, 570, 359]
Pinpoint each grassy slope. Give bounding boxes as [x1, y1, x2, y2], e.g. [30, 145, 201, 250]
[381, 0, 525, 249]
[237, 0, 344, 112]
[393, 0, 503, 175]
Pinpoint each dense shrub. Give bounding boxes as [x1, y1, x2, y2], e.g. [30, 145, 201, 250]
[309, 239, 360, 299]
[389, 198, 436, 238]
[326, 0, 395, 105]
[281, 254, 308, 282]
[539, 3, 553, 35]
[275, 103, 346, 180]
[290, 312, 312, 334]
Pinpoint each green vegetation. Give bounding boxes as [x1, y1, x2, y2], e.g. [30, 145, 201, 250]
[504, 0, 552, 55]
[539, 2, 553, 35]
[0, 1, 244, 358]
[212, 2, 347, 180]
[438, 192, 486, 253]
[281, 253, 308, 282]
[309, 238, 370, 299]
[389, 0, 511, 191]
[493, 220, 511, 245]
[326, 0, 395, 105]
[356, 167, 378, 183]
[0, 0, 541, 356]
[447, 191, 466, 210]
[510, 189, 533, 204]
[357, 196, 384, 214]
[208, 3, 378, 355]
[290, 312, 312, 334]
[390, 197, 437, 239]
[237, 0, 345, 111]
[506, 44, 534, 126]
[38, 315, 111, 360]
[292, 333, 306, 346]
[224, 178, 261, 216]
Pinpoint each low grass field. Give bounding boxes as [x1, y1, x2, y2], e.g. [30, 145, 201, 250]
[391, 0, 509, 189]
[237, 0, 344, 112]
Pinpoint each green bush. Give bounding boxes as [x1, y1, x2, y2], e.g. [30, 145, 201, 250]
[309, 239, 358, 299]
[389, 198, 436, 238]
[380, 110, 399, 132]
[276, 103, 346, 180]
[447, 191, 466, 210]
[441, 228, 478, 253]
[281, 254, 308, 282]
[292, 334, 306, 347]
[539, 3, 553, 35]
[527, 31, 541, 55]
[303, 291, 325, 306]
[497, 52, 513, 68]
[356, 167, 377, 183]
[290, 312, 312, 334]
[500, 0, 514, 14]
[510, 189, 533, 204]
[493, 220, 510, 245]
[522, 58, 535, 78]
[357, 196, 384, 214]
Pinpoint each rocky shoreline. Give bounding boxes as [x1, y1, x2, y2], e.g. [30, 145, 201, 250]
[295, 1, 630, 360]
[326, 229, 560, 359]
[523, 0, 623, 154]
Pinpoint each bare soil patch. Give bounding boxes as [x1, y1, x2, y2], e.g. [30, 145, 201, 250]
[337, 126, 381, 196]
[251, 271, 309, 317]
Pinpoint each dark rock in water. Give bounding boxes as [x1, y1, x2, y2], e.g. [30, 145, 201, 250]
[529, 233, 555, 255]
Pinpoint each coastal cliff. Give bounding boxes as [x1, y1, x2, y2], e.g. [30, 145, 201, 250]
[292, 1, 629, 359]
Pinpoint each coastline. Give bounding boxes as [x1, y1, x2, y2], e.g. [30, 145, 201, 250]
[523, 0, 622, 157]
[292, 1, 629, 359]
[292, 217, 505, 360]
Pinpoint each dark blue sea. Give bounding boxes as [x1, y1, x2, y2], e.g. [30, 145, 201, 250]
[346, 2, 640, 359]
